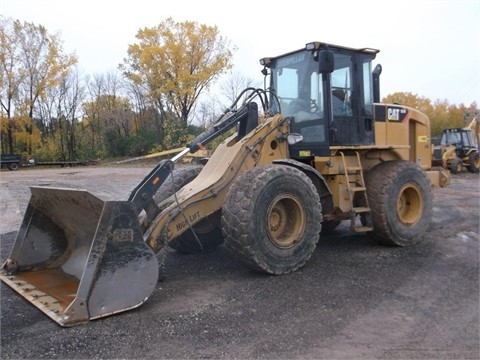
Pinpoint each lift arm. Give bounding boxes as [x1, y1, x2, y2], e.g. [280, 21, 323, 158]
[128, 101, 259, 214]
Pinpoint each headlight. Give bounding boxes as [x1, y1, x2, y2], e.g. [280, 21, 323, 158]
[287, 133, 303, 145]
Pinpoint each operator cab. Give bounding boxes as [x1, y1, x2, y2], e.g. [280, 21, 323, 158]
[260, 42, 379, 158]
[440, 128, 478, 157]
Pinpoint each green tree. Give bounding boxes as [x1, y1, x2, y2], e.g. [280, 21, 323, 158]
[120, 17, 234, 148]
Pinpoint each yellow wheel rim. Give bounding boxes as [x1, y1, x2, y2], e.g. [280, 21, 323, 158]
[396, 183, 423, 226]
[267, 194, 306, 248]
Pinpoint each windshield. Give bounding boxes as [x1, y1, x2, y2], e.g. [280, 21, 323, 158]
[269, 50, 324, 117]
[441, 130, 476, 148]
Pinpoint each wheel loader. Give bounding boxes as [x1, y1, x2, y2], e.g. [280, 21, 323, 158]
[0, 41, 450, 327]
[432, 116, 480, 174]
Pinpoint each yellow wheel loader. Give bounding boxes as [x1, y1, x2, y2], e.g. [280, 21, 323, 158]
[0, 41, 450, 327]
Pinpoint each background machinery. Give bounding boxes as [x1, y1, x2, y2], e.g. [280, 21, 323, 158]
[0, 153, 22, 170]
[1, 41, 449, 326]
[432, 116, 479, 174]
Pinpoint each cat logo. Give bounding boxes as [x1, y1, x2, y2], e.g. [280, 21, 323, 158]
[387, 107, 400, 121]
[387, 107, 408, 122]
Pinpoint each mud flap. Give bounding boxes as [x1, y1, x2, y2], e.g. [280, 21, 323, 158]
[0, 187, 159, 327]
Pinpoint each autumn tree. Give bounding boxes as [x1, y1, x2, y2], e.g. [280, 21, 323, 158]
[382, 92, 434, 115]
[382, 92, 478, 137]
[0, 17, 28, 153]
[0, 16, 77, 156]
[120, 17, 233, 149]
[82, 72, 121, 157]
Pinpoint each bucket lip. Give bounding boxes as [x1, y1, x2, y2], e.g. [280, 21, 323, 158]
[1, 264, 156, 327]
[0, 271, 83, 327]
[30, 185, 90, 192]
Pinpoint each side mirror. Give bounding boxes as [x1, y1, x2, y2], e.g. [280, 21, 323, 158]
[318, 50, 334, 73]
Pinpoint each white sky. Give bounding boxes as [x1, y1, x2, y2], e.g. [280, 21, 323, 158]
[2, 0, 479, 106]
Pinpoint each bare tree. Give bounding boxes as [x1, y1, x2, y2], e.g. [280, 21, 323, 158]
[218, 71, 260, 107]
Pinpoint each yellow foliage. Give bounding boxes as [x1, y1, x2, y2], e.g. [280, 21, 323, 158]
[382, 92, 477, 137]
[121, 17, 234, 125]
[1, 16, 77, 155]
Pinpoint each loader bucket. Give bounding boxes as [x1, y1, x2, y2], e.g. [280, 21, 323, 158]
[0, 186, 159, 327]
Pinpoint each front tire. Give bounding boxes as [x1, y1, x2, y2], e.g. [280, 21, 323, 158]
[365, 160, 433, 246]
[222, 165, 322, 274]
[450, 157, 462, 174]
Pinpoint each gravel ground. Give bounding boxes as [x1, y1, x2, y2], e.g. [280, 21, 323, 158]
[0, 164, 479, 359]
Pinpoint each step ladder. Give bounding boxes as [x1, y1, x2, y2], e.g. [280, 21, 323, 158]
[340, 151, 374, 233]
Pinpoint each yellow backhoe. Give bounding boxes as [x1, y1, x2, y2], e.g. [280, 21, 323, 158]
[1, 41, 450, 327]
[432, 116, 480, 174]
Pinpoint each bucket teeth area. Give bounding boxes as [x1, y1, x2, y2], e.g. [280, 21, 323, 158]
[1, 270, 77, 325]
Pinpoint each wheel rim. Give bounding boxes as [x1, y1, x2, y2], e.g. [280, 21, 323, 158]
[396, 183, 423, 226]
[266, 194, 306, 248]
[456, 162, 462, 173]
[473, 157, 480, 169]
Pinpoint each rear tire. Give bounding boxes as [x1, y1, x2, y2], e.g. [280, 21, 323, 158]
[8, 162, 19, 171]
[222, 165, 322, 274]
[364, 160, 433, 246]
[467, 152, 480, 173]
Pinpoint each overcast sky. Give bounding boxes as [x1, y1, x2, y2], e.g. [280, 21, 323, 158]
[2, 0, 479, 106]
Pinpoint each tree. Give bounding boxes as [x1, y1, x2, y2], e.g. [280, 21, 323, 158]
[218, 70, 261, 107]
[381, 92, 478, 137]
[35, 68, 86, 161]
[0, 16, 77, 155]
[382, 92, 433, 115]
[0, 17, 28, 153]
[120, 17, 234, 148]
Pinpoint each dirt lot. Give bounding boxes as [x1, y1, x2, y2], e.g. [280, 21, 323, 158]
[0, 164, 479, 359]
